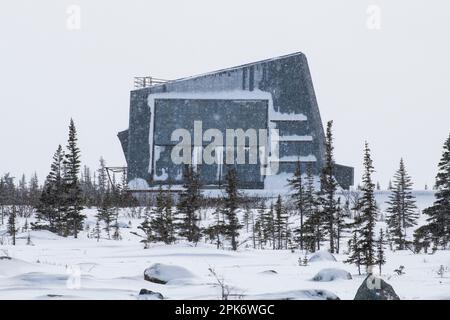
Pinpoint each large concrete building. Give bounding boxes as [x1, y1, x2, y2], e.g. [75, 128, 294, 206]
[118, 52, 354, 191]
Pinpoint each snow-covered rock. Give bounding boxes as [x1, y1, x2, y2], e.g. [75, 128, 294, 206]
[308, 250, 337, 263]
[45, 294, 65, 298]
[260, 270, 278, 275]
[312, 268, 352, 282]
[138, 289, 164, 300]
[354, 275, 400, 300]
[144, 263, 194, 285]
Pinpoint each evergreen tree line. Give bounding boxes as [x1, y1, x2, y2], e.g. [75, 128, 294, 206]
[136, 165, 300, 252]
[244, 196, 290, 250]
[32, 119, 137, 237]
[287, 121, 352, 255]
[138, 165, 248, 251]
[31, 119, 85, 237]
[286, 122, 450, 275]
[0, 119, 137, 239]
[414, 134, 450, 252]
[0, 152, 134, 213]
[1, 114, 448, 272]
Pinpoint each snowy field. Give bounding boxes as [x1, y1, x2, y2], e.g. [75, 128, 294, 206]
[0, 191, 449, 300]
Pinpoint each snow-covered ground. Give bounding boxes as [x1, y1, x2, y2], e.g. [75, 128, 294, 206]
[0, 191, 449, 300]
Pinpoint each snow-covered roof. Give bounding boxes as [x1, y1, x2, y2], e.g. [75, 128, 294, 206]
[132, 52, 306, 92]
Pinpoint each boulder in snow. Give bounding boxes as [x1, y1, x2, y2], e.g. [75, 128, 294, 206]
[144, 263, 194, 285]
[354, 275, 400, 300]
[260, 270, 278, 275]
[312, 268, 352, 281]
[308, 250, 337, 263]
[138, 289, 164, 300]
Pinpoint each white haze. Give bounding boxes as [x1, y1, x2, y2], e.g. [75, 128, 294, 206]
[0, 0, 449, 189]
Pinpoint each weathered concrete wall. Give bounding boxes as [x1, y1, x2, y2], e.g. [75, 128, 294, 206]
[120, 52, 354, 189]
[151, 98, 268, 188]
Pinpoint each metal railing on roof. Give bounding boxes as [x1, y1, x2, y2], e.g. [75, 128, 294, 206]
[133, 76, 168, 89]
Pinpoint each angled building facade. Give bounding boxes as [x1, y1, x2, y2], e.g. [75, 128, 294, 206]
[118, 52, 354, 190]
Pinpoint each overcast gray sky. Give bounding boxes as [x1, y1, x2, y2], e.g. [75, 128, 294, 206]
[0, 0, 449, 189]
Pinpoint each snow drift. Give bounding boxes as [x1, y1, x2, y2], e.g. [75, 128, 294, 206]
[312, 268, 352, 282]
[308, 251, 337, 263]
[144, 263, 195, 284]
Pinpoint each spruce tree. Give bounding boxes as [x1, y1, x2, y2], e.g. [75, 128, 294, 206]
[80, 165, 95, 207]
[319, 120, 338, 253]
[385, 226, 393, 251]
[222, 167, 242, 251]
[118, 170, 136, 207]
[254, 218, 263, 249]
[335, 197, 349, 253]
[357, 142, 378, 271]
[62, 119, 84, 238]
[345, 192, 366, 274]
[149, 186, 166, 242]
[176, 165, 202, 243]
[304, 164, 316, 219]
[163, 191, 175, 244]
[205, 206, 226, 249]
[312, 209, 325, 252]
[96, 188, 114, 239]
[376, 229, 387, 275]
[94, 219, 101, 242]
[18, 174, 28, 205]
[288, 161, 306, 250]
[7, 205, 18, 245]
[33, 145, 65, 234]
[274, 195, 289, 250]
[97, 157, 108, 201]
[385, 158, 418, 249]
[0, 173, 15, 225]
[242, 205, 251, 233]
[28, 172, 40, 207]
[250, 206, 257, 249]
[343, 197, 352, 220]
[112, 221, 121, 240]
[420, 134, 450, 249]
[256, 200, 267, 247]
[148, 187, 175, 244]
[299, 164, 321, 252]
[263, 203, 276, 249]
[138, 214, 153, 248]
[345, 230, 362, 275]
[413, 225, 432, 253]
